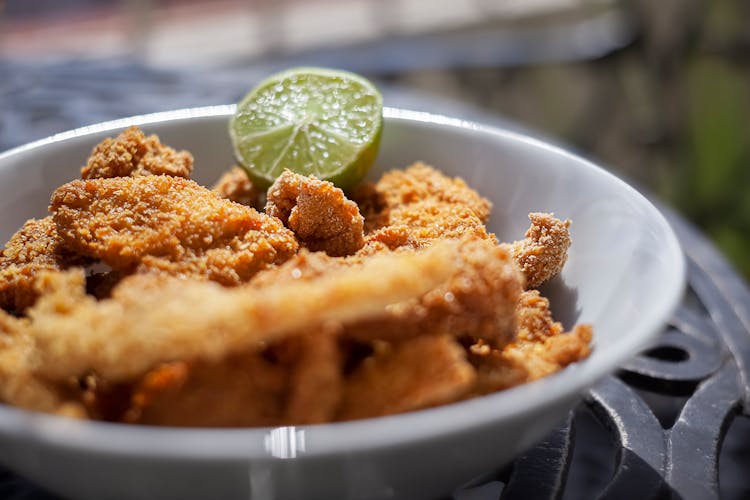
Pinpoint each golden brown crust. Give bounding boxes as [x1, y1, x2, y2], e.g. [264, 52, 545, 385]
[470, 290, 592, 394]
[514, 289, 564, 342]
[0, 307, 86, 417]
[0, 138, 591, 426]
[212, 166, 260, 207]
[250, 237, 523, 346]
[0, 217, 86, 312]
[355, 162, 495, 248]
[27, 242, 460, 382]
[344, 238, 523, 345]
[338, 334, 475, 420]
[51, 176, 299, 285]
[506, 213, 571, 289]
[283, 327, 343, 424]
[266, 170, 365, 257]
[125, 353, 288, 427]
[81, 126, 193, 179]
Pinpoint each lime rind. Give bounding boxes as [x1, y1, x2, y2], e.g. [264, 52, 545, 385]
[229, 67, 383, 190]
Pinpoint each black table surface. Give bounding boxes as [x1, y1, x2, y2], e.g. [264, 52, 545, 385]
[0, 59, 749, 500]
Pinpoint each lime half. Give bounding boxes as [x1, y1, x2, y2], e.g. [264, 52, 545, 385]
[229, 67, 383, 190]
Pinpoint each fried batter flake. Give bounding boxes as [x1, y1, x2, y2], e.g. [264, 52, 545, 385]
[212, 166, 260, 207]
[81, 126, 193, 179]
[504, 213, 571, 289]
[266, 169, 365, 257]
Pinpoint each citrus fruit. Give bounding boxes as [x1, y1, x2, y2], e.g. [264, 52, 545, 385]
[229, 67, 383, 190]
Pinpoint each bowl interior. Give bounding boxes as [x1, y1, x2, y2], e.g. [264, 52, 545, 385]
[0, 106, 685, 455]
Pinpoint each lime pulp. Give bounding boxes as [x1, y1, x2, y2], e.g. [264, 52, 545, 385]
[229, 67, 383, 190]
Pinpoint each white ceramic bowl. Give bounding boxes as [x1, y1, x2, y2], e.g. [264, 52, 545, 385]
[0, 106, 685, 500]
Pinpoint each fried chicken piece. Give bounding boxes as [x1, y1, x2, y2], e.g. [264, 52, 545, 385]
[250, 237, 523, 346]
[470, 290, 592, 394]
[503, 213, 571, 289]
[126, 329, 343, 427]
[266, 170, 365, 257]
[0, 303, 85, 416]
[51, 176, 298, 286]
[124, 353, 287, 427]
[27, 241, 460, 382]
[81, 126, 193, 179]
[283, 326, 343, 425]
[337, 334, 476, 420]
[354, 162, 494, 248]
[344, 238, 523, 346]
[212, 166, 259, 207]
[0, 217, 86, 312]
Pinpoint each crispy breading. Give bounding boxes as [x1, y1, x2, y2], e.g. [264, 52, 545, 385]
[514, 289, 564, 342]
[0, 305, 85, 416]
[0, 217, 86, 312]
[266, 170, 365, 257]
[337, 334, 476, 420]
[344, 238, 523, 345]
[504, 213, 571, 289]
[51, 176, 298, 285]
[470, 290, 592, 394]
[0, 143, 592, 427]
[81, 126, 193, 179]
[125, 353, 287, 427]
[354, 162, 494, 247]
[356, 166, 570, 289]
[27, 241, 460, 382]
[250, 237, 523, 346]
[283, 326, 343, 424]
[249, 249, 340, 288]
[212, 166, 260, 207]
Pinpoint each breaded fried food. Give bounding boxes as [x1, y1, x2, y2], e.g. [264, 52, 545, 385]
[0, 129, 592, 428]
[283, 327, 343, 424]
[0, 217, 85, 312]
[250, 237, 523, 346]
[212, 166, 259, 207]
[0, 308, 85, 417]
[338, 334, 475, 420]
[27, 241, 461, 382]
[354, 162, 494, 248]
[355, 166, 570, 290]
[81, 126, 193, 179]
[504, 213, 571, 289]
[125, 353, 288, 427]
[345, 238, 523, 346]
[470, 290, 592, 394]
[267, 170, 365, 257]
[51, 176, 298, 285]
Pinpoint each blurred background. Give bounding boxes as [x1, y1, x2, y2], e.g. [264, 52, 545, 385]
[0, 0, 748, 279]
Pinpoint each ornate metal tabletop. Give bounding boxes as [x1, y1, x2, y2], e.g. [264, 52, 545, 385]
[0, 60, 748, 500]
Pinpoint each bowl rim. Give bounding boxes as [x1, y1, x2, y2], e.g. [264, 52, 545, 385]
[0, 106, 686, 460]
